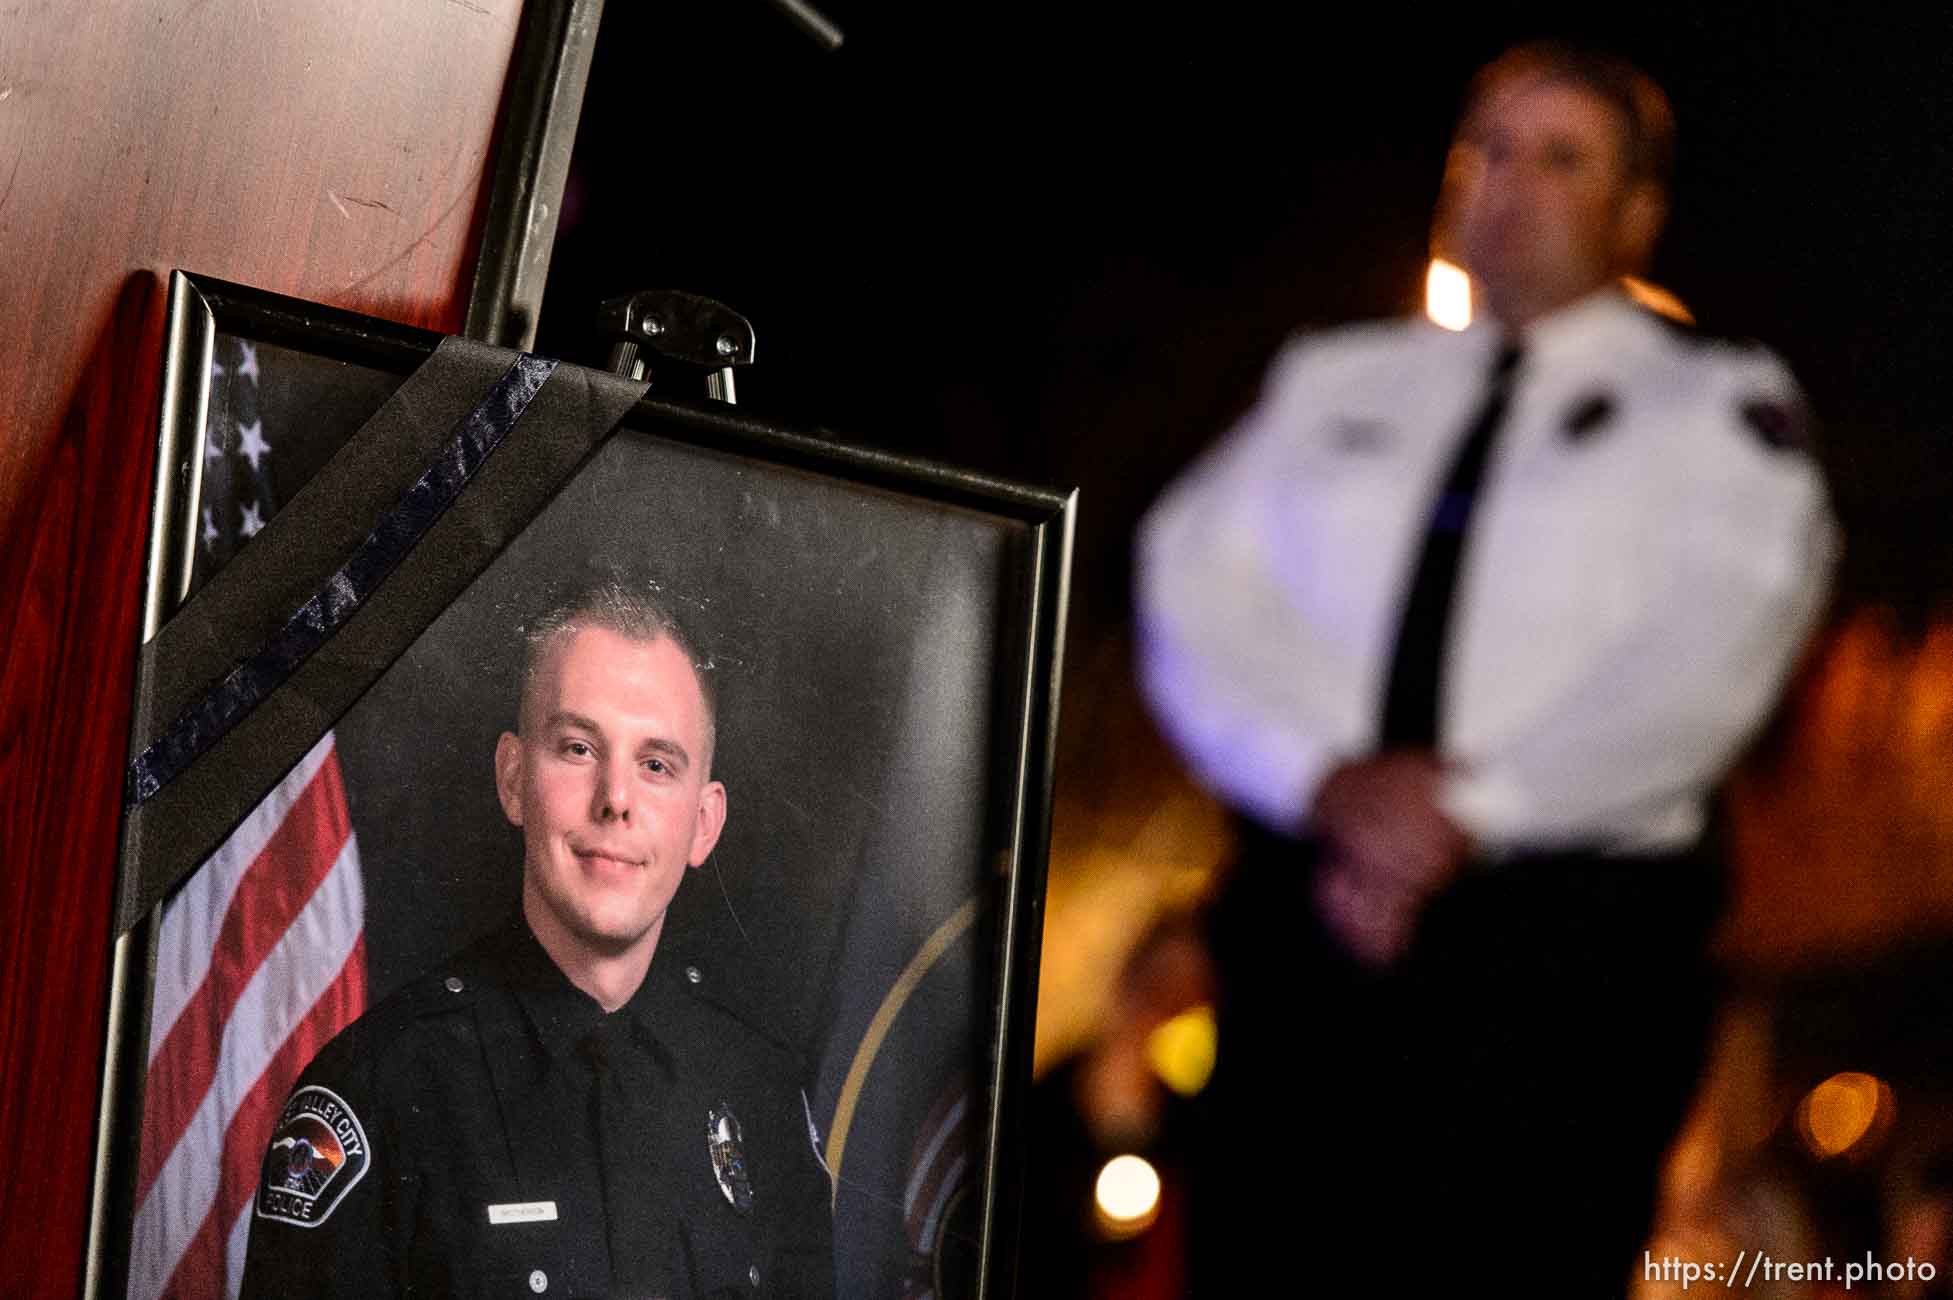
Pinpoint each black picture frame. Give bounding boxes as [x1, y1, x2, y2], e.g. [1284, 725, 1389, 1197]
[93, 269, 1072, 1300]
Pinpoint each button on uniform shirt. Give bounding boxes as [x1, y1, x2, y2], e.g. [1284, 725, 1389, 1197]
[1137, 289, 1839, 854]
[237, 878, 835, 1299]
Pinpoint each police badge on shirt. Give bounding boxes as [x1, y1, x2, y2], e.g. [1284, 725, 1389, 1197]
[255, 1086, 372, 1227]
[707, 1102, 754, 1213]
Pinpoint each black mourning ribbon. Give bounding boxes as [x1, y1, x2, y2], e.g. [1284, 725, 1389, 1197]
[123, 353, 558, 810]
[1377, 341, 1524, 748]
[581, 1016, 673, 1299]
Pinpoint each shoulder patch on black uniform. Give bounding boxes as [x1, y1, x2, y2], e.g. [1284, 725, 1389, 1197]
[1738, 396, 1813, 453]
[255, 1085, 371, 1227]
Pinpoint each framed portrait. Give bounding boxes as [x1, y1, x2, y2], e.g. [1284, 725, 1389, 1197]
[92, 271, 1071, 1299]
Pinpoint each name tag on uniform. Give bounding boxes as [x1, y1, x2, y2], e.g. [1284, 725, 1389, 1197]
[487, 1201, 558, 1225]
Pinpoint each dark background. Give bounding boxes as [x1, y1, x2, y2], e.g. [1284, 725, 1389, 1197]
[536, 3, 1953, 640]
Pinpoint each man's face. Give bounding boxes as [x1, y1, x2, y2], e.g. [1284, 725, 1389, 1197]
[1432, 75, 1662, 324]
[495, 625, 726, 968]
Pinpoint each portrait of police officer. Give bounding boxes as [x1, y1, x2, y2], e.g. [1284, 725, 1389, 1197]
[238, 578, 835, 1298]
[1139, 41, 1837, 1296]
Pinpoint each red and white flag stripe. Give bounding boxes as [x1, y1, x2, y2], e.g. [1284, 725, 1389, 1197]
[128, 733, 366, 1300]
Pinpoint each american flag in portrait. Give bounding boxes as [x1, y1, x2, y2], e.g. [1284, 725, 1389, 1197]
[126, 339, 369, 1300]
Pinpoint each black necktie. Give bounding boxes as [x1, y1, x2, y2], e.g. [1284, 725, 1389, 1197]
[582, 1016, 671, 1299]
[1377, 341, 1524, 749]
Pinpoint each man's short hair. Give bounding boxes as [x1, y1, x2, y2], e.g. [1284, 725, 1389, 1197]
[1463, 40, 1676, 191]
[516, 576, 719, 765]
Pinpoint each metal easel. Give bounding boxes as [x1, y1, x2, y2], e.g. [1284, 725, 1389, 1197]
[596, 288, 756, 404]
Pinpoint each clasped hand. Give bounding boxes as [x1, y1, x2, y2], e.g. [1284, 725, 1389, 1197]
[1309, 752, 1470, 968]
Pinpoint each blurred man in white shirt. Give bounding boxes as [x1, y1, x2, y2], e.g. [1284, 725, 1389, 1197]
[1138, 41, 1836, 1295]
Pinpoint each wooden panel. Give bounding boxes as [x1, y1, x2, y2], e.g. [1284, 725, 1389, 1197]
[0, 3, 522, 1295]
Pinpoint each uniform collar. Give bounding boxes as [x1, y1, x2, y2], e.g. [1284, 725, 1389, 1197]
[495, 907, 683, 1073]
[1515, 285, 1643, 361]
[1452, 285, 1641, 369]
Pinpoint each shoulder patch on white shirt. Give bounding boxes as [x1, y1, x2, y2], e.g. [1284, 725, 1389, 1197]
[1738, 396, 1813, 454]
[1561, 391, 1618, 442]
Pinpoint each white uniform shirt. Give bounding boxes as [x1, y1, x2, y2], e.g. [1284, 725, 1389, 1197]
[1136, 288, 1839, 854]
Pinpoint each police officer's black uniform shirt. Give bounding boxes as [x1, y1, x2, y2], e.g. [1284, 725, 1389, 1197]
[238, 879, 835, 1299]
